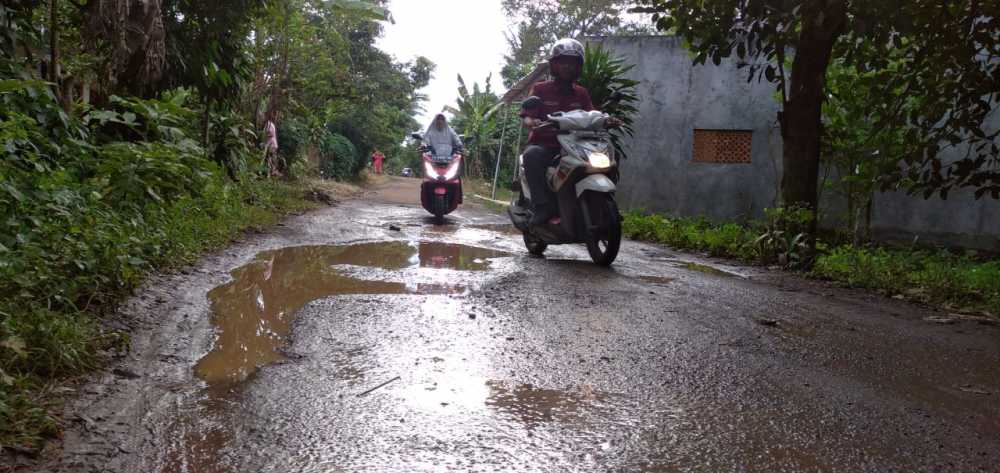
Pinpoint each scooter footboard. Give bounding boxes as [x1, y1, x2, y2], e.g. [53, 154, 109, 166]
[575, 174, 616, 198]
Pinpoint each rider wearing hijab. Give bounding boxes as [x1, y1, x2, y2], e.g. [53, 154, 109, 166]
[424, 113, 464, 159]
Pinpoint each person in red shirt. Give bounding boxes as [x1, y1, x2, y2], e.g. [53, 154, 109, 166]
[371, 150, 385, 174]
[520, 38, 606, 225]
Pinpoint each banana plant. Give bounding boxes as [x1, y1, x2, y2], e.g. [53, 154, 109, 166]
[579, 43, 639, 160]
[326, 0, 393, 23]
[450, 74, 502, 178]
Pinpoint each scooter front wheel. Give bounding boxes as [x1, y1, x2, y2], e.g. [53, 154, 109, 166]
[523, 233, 547, 257]
[433, 195, 447, 224]
[584, 194, 621, 266]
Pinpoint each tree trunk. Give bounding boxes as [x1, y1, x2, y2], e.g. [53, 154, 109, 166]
[49, 0, 59, 93]
[780, 0, 848, 229]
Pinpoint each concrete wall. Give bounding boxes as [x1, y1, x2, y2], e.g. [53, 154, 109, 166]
[588, 36, 783, 223]
[593, 35, 1000, 251]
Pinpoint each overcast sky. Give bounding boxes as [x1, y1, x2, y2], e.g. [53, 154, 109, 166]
[376, 0, 509, 129]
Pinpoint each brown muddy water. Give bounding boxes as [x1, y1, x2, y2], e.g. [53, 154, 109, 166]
[195, 241, 510, 388]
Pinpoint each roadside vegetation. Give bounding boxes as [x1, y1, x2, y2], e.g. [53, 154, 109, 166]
[623, 211, 1000, 317]
[618, 0, 999, 318]
[1, 0, 429, 452]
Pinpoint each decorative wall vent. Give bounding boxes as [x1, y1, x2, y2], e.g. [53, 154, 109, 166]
[692, 129, 753, 163]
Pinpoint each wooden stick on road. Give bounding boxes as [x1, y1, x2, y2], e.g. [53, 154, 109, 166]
[356, 376, 401, 397]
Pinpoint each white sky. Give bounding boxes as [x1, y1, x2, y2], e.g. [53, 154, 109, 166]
[376, 0, 510, 129]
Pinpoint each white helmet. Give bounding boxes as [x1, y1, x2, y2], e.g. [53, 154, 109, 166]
[549, 38, 584, 64]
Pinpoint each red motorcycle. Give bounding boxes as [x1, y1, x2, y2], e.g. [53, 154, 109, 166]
[412, 133, 463, 223]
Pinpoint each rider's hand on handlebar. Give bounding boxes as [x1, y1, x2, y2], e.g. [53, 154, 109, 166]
[523, 117, 543, 129]
[605, 117, 623, 129]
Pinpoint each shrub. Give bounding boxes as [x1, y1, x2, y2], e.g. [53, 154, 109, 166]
[750, 205, 815, 267]
[318, 132, 359, 180]
[1, 82, 316, 447]
[277, 119, 309, 176]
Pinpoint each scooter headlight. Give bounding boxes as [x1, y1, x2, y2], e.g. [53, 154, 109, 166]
[588, 151, 611, 169]
[423, 161, 436, 177]
[444, 160, 461, 180]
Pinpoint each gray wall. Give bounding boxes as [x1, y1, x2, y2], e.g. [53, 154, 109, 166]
[593, 35, 1000, 251]
[588, 36, 783, 223]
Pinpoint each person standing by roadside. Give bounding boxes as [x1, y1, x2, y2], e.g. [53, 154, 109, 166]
[264, 119, 282, 177]
[372, 149, 385, 175]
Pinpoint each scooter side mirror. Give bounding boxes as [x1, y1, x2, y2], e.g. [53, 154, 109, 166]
[411, 133, 423, 141]
[521, 96, 543, 110]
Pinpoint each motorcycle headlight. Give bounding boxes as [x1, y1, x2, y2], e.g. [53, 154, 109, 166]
[588, 151, 611, 169]
[444, 160, 461, 180]
[423, 161, 436, 177]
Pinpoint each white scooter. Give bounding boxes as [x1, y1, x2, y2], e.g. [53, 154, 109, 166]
[508, 97, 623, 266]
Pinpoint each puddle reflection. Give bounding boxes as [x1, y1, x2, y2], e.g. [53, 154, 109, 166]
[195, 242, 509, 388]
[487, 381, 607, 427]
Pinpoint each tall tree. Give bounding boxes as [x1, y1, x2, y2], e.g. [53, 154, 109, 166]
[635, 0, 1000, 221]
[500, 0, 647, 86]
[84, 0, 168, 97]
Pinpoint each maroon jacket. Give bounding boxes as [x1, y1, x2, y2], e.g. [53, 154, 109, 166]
[521, 80, 594, 149]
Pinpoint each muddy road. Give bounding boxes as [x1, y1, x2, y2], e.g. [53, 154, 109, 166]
[17, 177, 1000, 472]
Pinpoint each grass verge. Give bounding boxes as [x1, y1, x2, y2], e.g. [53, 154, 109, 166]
[467, 178, 515, 204]
[622, 212, 1000, 317]
[0, 178, 318, 454]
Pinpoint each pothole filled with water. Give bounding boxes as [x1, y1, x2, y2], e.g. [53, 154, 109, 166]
[195, 241, 510, 388]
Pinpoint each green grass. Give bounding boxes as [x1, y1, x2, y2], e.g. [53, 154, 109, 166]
[623, 212, 758, 260]
[0, 179, 316, 452]
[623, 211, 1000, 317]
[467, 178, 515, 204]
[813, 246, 1000, 315]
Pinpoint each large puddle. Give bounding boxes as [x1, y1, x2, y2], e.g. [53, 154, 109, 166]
[195, 242, 509, 388]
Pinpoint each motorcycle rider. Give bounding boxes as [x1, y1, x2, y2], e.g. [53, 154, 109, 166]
[424, 113, 464, 159]
[521, 38, 619, 226]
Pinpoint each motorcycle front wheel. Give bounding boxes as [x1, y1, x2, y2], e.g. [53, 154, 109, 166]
[584, 193, 621, 266]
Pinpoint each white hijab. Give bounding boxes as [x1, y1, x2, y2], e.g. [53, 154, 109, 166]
[424, 114, 462, 158]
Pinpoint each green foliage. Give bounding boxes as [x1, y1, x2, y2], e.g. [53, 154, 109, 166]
[625, 209, 1000, 316]
[751, 205, 815, 268]
[635, 0, 1000, 199]
[623, 205, 814, 266]
[814, 247, 1000, 315]
[500, 0, 650, 87]
[450, 74, 501, 179]
[578, 43, 640, 160]
[624, 212, 757, 260]
[210, 109, 260, 178]
[1, 0, 406, 449]
[0, 73, 316, 446]
[318, 132, 359, 180]
[275, 119, 308, 175]
[821, 59, 912, 242]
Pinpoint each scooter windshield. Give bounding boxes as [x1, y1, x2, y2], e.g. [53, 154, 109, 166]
[548, 110, 608, 131]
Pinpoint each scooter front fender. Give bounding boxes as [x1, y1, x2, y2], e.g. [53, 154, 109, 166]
[575, 174, 616, 198]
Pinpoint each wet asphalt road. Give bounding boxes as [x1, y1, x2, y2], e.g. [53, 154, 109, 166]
[18, 177, 1000, 472]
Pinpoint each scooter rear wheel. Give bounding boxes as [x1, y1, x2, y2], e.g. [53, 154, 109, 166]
[584, 194, 621, 266]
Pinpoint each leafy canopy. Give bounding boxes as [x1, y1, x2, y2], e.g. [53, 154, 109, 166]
[636, 0, 1000, 199]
